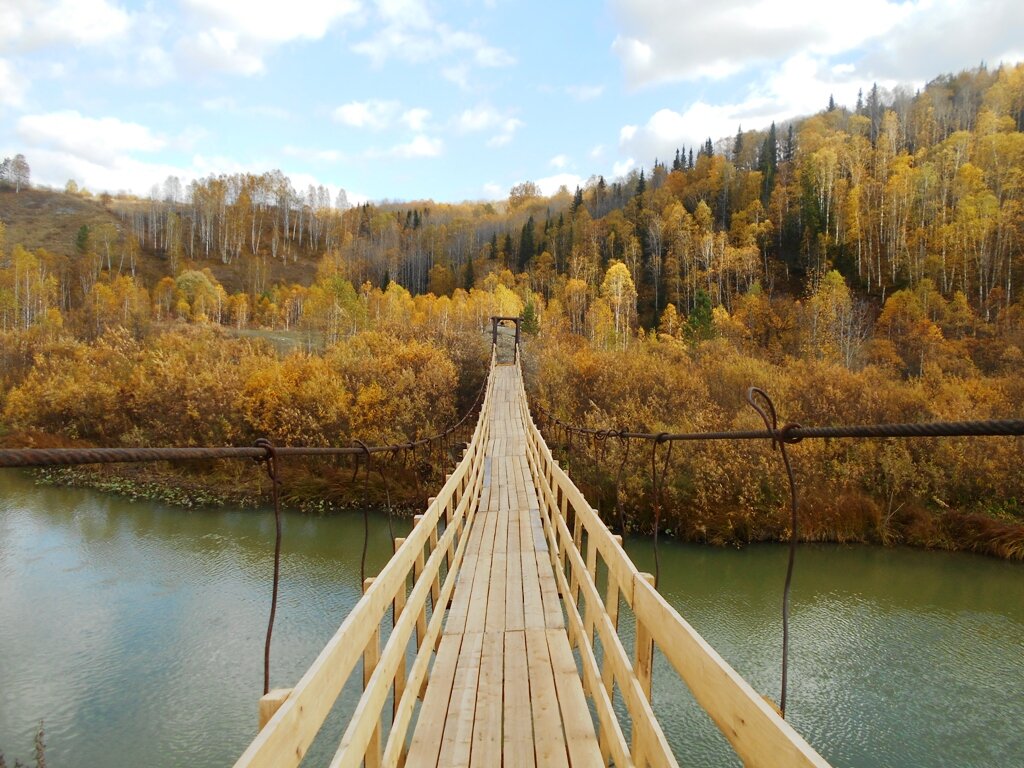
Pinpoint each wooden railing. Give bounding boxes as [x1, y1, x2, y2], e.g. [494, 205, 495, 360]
[514, 357, 831, 768]
[234, 351, 497, 768]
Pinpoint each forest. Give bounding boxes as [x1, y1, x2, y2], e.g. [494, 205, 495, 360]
[1, 64, 1023, 557]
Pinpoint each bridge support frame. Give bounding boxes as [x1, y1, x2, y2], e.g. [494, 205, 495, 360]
[490, 315, 521, 351]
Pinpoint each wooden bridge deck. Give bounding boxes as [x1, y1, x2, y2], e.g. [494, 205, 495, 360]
[237, 350, 830, 768]
[407, 364, 602, 767]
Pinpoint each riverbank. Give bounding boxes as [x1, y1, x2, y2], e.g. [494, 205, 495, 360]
[15, 453, 1024, 559]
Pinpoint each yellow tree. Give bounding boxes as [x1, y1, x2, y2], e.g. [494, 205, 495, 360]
[600, 261, 637, 350]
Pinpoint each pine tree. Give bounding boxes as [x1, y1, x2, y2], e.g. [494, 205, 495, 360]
[572, 185, 584, 213]
[490, 232, 498, 260]
[76, 225, 91, 255]
[503, 233, 513, 268]
[672, 148, 681, 171]
[784, 125, 795, 162]
[464, 257, 475, 290]
[828, 94, 836, 111]
[733, 125, 744, 166]
[521, 299, 539, 334]
[759, 122, 778, 204]
[517, 217, 535, 272]
[688, 288, 713, 340]
[635, 169, 646, 199]
[688, 148, 694, 168]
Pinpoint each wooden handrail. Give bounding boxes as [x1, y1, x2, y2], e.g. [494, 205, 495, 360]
[513, 356, 831, 768]
[235, 351, 497, 768]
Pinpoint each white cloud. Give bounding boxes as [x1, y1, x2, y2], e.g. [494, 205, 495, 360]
[611, 0, 916, 87]
[25, 147, 191, 195]
[0, 0, 132, 50]
[442, 64, 470, 89]
[617, 53, 878, 162]
[590, 144, 605, 159]
[177, 28, 265, 75]
[549, 154, 569, 169]
[859, 0, 1024, 81]
[612, 158, 635, 178]
[400, 107, 431, 131]
[611, 0, 1024, 94]
[536, 173, 583, 197]
[17, 110, 165, 165]
[333, 99, 401, 130]
[381, 135, 442, 158]
[566, 84, 604, 101]
[352, 1, 514, 70]
[481, 181, 504, 199]
[456, 105, 523, 146]
[176, 0, 360, 75]
[181, 0, 361, 45]
[0, 58, 26, 107]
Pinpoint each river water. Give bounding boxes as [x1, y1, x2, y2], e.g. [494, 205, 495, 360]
[1, 471, 1021, 767]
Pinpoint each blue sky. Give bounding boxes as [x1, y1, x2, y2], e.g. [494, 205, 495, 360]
[1, 0, 1022, 204]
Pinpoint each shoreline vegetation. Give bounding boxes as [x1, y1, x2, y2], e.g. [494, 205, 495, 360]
[3, 64, 1024, 558]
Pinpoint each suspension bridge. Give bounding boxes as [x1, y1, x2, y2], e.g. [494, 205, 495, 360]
[4, 317, 1022, 767]
[234, 340, 832, 768]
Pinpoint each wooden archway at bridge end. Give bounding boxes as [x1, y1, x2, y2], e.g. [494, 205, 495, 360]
[490, 316, 522, 348]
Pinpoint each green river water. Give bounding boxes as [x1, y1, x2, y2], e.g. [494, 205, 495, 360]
[1, 471, 1021, 767]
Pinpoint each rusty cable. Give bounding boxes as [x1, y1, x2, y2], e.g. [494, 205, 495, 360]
[254, 438, 281, 697]
[531, 405, 1024, 443]
[353, 439, 371, 585]
[613, 431, 632, 535]
[380, 449, 397, 541]
[649, 434, 672, 587]
[747, 387, 802, 719]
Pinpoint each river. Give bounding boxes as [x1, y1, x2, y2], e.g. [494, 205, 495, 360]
[1, 471, 1021, 767]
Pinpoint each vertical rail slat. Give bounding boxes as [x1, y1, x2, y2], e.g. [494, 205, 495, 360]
[362, 577, 382, 768]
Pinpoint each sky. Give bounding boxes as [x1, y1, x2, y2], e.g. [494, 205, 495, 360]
[1, 0, 1022, 205]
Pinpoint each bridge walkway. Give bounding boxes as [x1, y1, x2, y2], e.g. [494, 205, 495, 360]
[407, 363, 601, 767]
[236, 352, 830, 768]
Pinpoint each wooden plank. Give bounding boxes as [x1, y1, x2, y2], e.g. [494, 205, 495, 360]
[545, 629, 604, 768]
[438, 632, 484, 768]
[406, 634, 463, 768]
[521, 547, 545, 630]
[505, 522, 525, 631]
[502, 631, 535, 768]
[464, 511, 497, 634]
[535, 547, 564, 630]
[525, 629, 570, 768]
[470, 632, 504, 768]
[484, 551, 507, 633]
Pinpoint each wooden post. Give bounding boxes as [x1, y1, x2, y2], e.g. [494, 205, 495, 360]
[392, 539, 407, 728]
[634, 572, 655, 700]
[363, 577, 382, 768]
[258, 688, 292, 730]
[631, 572, 656, 765]
[412, 516, 428, 653]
